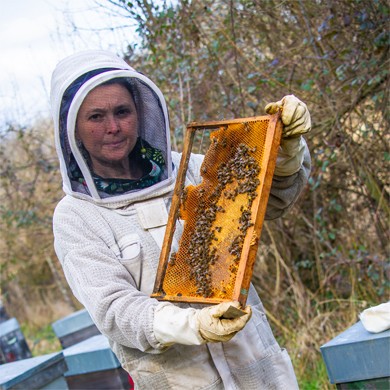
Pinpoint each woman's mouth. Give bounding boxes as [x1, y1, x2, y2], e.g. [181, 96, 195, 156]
[105, 139, 126, 148]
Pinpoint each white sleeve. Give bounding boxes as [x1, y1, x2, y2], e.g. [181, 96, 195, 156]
[153, 303, 205, 346]
[274, 136, 306, 177]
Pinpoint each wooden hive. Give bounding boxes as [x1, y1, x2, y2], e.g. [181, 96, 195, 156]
[52, 309, 100, 349]
[321, 321, 390, 389]
[0, 352, 68, 390]
[0, 318, 32, 364]
[63, 334, 133, 390]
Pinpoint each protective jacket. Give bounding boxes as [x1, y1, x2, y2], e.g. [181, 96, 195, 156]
[51, 50, 310, 389]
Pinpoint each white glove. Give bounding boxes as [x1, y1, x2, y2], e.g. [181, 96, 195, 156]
[265, 94, 311, 138]
[197, 301, 252, 343]
[153, 301, 252, 347]
[359, 302, 390, 333]
[265, 95, 311, 176]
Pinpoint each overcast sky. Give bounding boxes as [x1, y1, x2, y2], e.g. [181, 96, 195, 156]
[0, 0, 137, 126]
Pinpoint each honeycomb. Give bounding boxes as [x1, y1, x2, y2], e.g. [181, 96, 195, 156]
[152, 114, 282, 305]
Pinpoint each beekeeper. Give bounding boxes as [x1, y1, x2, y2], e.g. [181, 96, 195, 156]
[51, 50, 311, 390]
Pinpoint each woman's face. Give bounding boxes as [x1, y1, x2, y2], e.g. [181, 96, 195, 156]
[76, 83, 138, 176]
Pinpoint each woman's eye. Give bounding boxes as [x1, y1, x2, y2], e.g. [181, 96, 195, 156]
[116, 109, 131, 117]
[89, 113, 102, 121]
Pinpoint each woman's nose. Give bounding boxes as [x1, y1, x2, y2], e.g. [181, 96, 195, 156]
[106, 115, 120, 134]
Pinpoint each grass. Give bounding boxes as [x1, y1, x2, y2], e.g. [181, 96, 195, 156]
[20, 322, 62, 357]
[297, 357, 335, 390]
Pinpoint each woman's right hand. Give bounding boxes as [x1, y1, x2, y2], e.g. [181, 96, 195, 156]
[197, 301, 252, 343]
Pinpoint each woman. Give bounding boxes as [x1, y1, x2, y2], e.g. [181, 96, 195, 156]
[51, 50, 311, 389]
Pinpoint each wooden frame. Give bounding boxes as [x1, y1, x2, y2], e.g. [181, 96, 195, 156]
[151, 113, 282, 306]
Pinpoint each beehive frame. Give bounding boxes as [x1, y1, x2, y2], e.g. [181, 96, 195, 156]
[151, 113, 282, 306]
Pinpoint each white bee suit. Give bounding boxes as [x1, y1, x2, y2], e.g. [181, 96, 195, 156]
[51, 50, 310, 389]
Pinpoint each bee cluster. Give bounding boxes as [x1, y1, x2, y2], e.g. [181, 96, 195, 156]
[186, 196, 223, 297]
[226, 144, 260, 271]
[180, 141, 261, 298]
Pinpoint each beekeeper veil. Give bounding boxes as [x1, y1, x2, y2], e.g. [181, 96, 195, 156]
[50, 50, 174, 208]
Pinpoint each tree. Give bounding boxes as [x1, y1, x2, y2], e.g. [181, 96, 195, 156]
[0, 120, 78, 325]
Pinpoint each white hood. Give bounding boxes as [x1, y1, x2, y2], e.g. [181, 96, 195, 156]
[50, 50, 175, 209]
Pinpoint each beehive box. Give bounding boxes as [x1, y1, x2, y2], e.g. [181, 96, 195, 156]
[0, 318, 32, 364]
[63, 334, 132, 390]
[320, 321, 390, 388]
[152, 114, 282, 306]
[0, 352, 68, 390]
[52, 309, 100, 348]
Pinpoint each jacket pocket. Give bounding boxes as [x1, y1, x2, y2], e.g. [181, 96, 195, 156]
[117, 234, 142, 289]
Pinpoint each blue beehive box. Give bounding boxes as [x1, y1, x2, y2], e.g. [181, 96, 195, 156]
[51, 309, 100, 348]
[320, 320, 390, 389]
[63, 334, 132, 389]
[0, 351, 68, 390]
[0, 318, 32, 364]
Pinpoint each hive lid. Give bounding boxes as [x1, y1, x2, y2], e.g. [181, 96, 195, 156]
[0, 318, 20, 337]
[320, 321, 390, 383]
[52, 309, 94, 338]
[0, 352, 66, 390]
[63, 334, 120, 375]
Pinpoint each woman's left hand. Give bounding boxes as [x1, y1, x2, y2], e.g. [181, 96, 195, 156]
[265, 95, 311, 139]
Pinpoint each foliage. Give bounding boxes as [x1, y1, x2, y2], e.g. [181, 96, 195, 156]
[20, 322, 62, 357]
[0, 121, 78, 323]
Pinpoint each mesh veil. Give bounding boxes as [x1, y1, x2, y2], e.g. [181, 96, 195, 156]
[51, 51, 173, 207]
